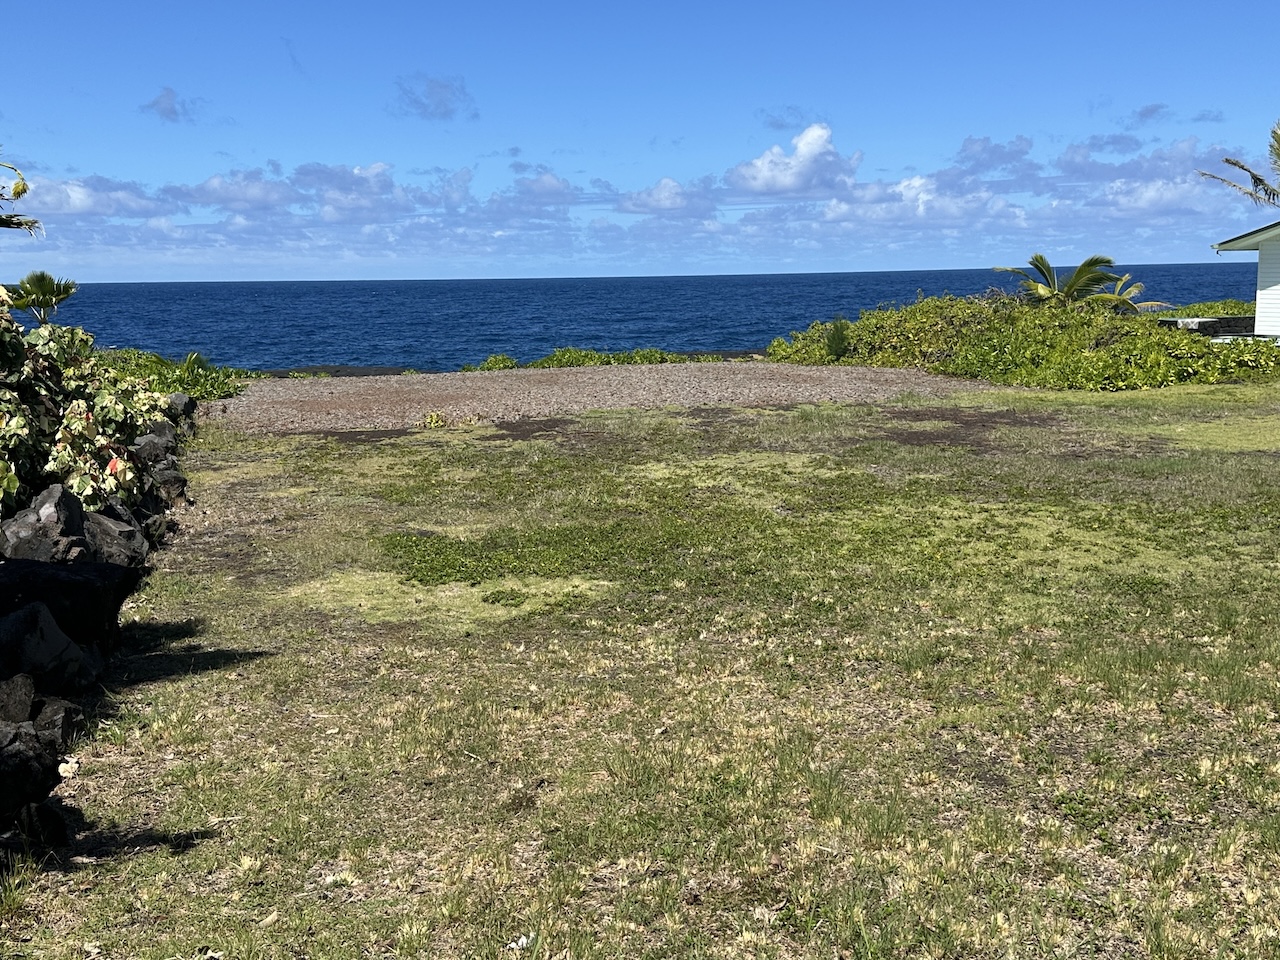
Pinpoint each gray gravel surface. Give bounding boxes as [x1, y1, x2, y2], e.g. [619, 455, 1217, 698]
[208, 362, 993, 434]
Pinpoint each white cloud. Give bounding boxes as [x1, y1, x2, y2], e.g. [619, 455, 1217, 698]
[14, 122, 1268, 280]
[617, 177, 716, 218]
[725, 124, 861, 196]
[34, 175, 179, 218]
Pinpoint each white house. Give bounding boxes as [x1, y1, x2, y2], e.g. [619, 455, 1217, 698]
[1213, 219, 1280, 336]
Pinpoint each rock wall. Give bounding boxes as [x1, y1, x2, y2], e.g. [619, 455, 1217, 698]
[0, 392, 195, 846]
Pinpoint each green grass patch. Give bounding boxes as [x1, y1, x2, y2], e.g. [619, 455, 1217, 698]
[15, 384, 1280, 958]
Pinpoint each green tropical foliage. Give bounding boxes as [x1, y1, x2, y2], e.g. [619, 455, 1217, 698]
[0, 310, 168, 513]
[462, 346, 722, 370]
[1092, 273, 1171, 314]
[995, 253, 1124, 306]
[766, 294, 1280, 391]
[0, 152, 40, 234]
[1154, 299, 1255, 319]
[6, 269, 79, 325]
[98, 348, 254, 400]
[1197, 119, 1280, 207]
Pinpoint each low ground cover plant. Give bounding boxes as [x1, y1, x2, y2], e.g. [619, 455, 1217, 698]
[11, 383, 1280, 957]
[768, 294, 1280, 390]
[464, 346, 722, 371]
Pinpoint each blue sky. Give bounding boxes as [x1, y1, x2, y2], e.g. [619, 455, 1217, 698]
[2, 0, 1277, 281]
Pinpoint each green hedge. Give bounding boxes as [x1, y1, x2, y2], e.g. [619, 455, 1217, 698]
[766, 295, 1280, 391]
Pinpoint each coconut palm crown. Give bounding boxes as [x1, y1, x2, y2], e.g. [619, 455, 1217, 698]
[1197, 119, 1280, 208]
[995, 253, 1123, 305]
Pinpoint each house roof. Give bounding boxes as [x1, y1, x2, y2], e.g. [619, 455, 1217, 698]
[1214, 218, 1280, 251]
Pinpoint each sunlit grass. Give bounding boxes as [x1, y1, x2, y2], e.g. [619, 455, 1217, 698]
[13, 384, 1280, 958]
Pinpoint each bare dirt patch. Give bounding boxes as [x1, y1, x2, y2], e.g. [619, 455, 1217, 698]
[210, 363, 994, 434]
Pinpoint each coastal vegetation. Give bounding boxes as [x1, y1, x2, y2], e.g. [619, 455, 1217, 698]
[98, 347, 254, 401]
[10, 383, 1280, 957]
[994, 253, 1165, 312]
[5, 269, 79, 325]
[767, 294, 1280, 390]
[1198, 118, 1280, 207]
[464, 346, 723, 371]
[0, 306, 168, 512]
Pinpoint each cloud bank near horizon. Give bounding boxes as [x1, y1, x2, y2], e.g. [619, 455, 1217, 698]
[7, 123, 1271, 280]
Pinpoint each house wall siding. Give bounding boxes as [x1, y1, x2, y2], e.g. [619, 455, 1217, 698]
[1256, 241, 1280, 336]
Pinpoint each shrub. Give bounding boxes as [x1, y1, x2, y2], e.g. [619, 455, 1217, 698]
[1, 310, 168, 514]
[475, 353, 520, 371]
[1153, 299, 1256, 319]
[98, 348, 254, 400]
[766, 295, 1280, 391]
[462, 347, 720, 371]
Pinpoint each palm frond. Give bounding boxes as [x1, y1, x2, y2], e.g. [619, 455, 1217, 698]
[996, 254, 1062, 301]
[1026, 253, 1058, 290]
[1198, 151, 1280, 208]
[1268, 120, 1280, 178]
[0, 213, 41, 235]
[10, 270, 79, 324]
[1061, 255, 1119, 300]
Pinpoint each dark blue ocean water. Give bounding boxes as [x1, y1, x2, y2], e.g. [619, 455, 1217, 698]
[51, 263, 1257, 373]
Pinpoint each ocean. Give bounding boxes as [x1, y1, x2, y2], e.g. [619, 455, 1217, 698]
[51, 263, 1257, 373]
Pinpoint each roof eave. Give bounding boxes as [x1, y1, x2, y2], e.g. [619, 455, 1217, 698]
[1214, 218, 1280, 251]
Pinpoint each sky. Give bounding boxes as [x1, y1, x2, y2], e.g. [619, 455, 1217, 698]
[2, 0, 1278, 282]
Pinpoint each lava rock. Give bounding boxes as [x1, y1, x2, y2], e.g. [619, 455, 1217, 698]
[0, 485, 91, 563]
[32, 695, 83, 746]
[0, 557, 143, 655]
[149, 463, 189, 505]
[0, 720, 62, 821]
[131, 432, 174, 466]
[166, 392, 197, 422]
[0, 602, 104, 691]
[0, 674, 35, 724]
[84, 511, 150, 568]
[14, 798, 68, 846]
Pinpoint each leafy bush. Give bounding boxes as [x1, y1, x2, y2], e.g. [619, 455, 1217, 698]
[1, 309, 168, 514]
[472, 353, 520, 371]
[463, 347, 717, 370]
[524, 347, 719, 368]
[1153, 299, 1255, 319]
[99, 348, 254, 400]
[767, 295, 1280, 391]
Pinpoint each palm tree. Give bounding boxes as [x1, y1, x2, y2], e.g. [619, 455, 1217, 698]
[7, 270, 78, 325]
[1197, 120, 1280, 207]
[1, 155, 40, 234]
[995, 253, 1122, 305]
[1090, 274, 1171, 314]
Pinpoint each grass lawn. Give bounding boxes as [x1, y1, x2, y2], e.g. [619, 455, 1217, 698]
[6, 382, 1280, 958]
